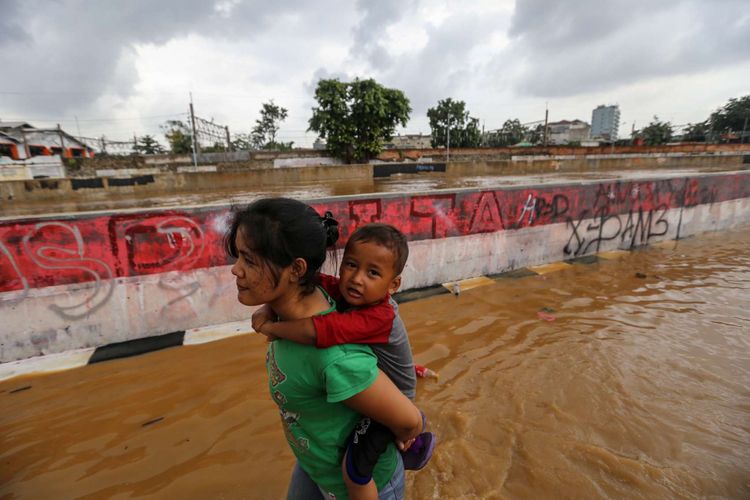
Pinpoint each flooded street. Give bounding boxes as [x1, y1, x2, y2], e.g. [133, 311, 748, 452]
[4, 165, 744, 218]
[2, 227, 750, 498]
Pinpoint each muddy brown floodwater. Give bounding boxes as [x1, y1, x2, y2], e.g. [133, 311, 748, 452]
[3, 166, 743, 218]
[2, 228, 750, 499]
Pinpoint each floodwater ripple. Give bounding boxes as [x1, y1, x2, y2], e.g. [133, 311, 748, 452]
[1, 228, 750, 498]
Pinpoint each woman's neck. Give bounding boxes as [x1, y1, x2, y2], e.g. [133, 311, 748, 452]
[271, 287, 330, 321]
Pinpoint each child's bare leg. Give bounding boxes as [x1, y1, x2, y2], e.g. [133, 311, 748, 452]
[342, 448, 377, 500]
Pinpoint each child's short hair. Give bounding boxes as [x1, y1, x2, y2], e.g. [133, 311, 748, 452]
[346, 223, 409, 275]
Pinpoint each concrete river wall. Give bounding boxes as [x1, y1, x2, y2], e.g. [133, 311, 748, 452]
[1, 169, 749, 362]
[1, 151, 748, 206]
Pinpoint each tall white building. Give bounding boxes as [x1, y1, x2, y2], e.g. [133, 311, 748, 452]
[591, 105, 620, 140]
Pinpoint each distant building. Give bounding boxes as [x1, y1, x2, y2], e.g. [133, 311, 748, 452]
[383, 133, 432, 149]
[0, 121, 94, 179]
[546, 120, 591, 145]
[591, 105, 620, 141]
[312, 137, 327, 151]
[0, 121, 94, 160]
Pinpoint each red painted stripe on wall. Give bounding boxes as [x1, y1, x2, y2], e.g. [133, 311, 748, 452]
[1, 172, 749, 293]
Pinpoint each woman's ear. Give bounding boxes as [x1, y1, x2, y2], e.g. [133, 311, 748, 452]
[290, 258, 308, 282]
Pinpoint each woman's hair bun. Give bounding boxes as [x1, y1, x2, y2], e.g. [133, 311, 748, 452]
[320, 210, 340, 247]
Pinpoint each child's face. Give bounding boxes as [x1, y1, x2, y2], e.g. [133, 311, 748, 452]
[338, 240, 401, 307]
[231, 228, 291, 307]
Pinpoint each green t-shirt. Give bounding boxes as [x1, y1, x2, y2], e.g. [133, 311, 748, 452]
[266, 300, 398, 498]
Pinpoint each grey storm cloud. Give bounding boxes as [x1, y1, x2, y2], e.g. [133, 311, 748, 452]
[0, 0, 30, 44]
[311, 3, 503, 121]
[507, 0, 750, 97]
[4, 0, 744, 134]
[349, 0, 418, 70]
[379, 12, 503, 118]
[308, 8, 500, 123]
[0, 0, 319, 117]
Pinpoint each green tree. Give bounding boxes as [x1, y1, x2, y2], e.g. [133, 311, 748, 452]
[264, 140, 295, 151]
[231, 133, 253, 151]
[201, 142, 228, 153]
[528, 124, 545, 145]
[485, 119, 529, 147]
[133, 135, 164, 155]
[251, 100, 289, 149]
[709, 95, 750, 142]
[683, 121, 708, 142]
[308, 78, 411, 163]
[161, 120, 193, 154]
[636, 116, 673, 145]
[427, 98, 481, 148]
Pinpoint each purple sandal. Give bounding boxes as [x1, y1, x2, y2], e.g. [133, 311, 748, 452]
[402, 412, 436, 470]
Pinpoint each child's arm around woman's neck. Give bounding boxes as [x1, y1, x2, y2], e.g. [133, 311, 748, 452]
[254, 288, 331, 345]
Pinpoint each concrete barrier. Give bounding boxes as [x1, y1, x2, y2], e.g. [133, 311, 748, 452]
[0, 156, 66, 181]
[447, 152, 748, 176]
[1, 170, 749, 362]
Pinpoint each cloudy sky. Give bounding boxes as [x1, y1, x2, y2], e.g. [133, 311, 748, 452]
[1, 0, 749, 148]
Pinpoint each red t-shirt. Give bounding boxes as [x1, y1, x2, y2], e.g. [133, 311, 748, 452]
[312, 274, 395, 348]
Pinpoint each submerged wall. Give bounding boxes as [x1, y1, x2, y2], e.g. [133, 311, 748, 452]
[1, 170, 749, 361]
[0, 163, 372, 204]
[2, 151, 748, 207]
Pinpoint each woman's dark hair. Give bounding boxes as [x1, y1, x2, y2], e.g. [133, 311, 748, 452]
[225, 198, 340, 296]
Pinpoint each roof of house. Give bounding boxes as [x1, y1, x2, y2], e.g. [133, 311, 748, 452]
[0, 121, 34, 129]
[0, 131, 21, 144]
[548, 119, 589, 127]
[0, 123, 90, 150]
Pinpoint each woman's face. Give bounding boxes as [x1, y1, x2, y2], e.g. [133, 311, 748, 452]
[231, 228, 289, 306]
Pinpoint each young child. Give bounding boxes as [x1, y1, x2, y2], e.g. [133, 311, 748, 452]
[253, 222, 435, 498]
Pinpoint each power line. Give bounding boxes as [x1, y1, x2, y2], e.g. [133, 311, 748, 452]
[0, 113, 187, 123]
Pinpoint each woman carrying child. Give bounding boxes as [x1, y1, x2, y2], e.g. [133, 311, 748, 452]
[226, 197, 422, 499]
[253, 221, 436, 497]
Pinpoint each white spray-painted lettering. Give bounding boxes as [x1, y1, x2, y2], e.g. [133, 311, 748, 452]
[21, 222, 114, 320]
[154, 217, 205, 312]
[517, 194, 537, 226]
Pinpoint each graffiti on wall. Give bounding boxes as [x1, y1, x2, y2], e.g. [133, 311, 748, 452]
[0, 211, 224, 319]
[1, 174, 748, 314]
[563, 205, 670, 257]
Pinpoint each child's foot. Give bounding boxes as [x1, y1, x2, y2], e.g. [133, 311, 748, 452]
[401, 431, 436, 470]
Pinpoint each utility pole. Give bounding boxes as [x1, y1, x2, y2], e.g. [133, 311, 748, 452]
[543, 103, 549, 148]
[225, 125, 232, 152]
[446, 116, 451, 163]
[21, 128, 29, 158]
[100, 135, 107, 155]
[742, 116, 749, 144]
[189, 92, 199, 167]
[57, 124, 66, 158]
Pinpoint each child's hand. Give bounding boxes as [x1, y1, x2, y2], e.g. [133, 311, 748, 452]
[252, 304, 274, 332]
[259, 330, 279, 342]
[397, 438, 415, 451]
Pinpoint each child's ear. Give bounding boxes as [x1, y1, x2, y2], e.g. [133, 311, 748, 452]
[290, 258, 308, 282]
[388, 275, 402, 295]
